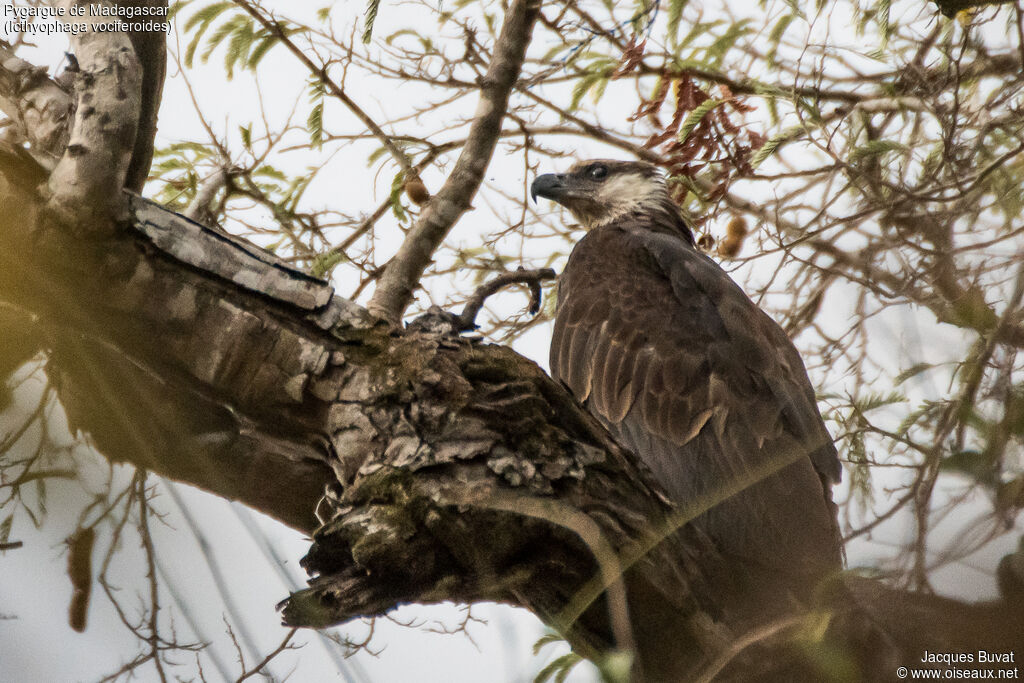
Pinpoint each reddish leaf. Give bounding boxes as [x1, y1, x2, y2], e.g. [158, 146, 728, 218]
[717, 107, 739, 134]
[630, 71, 670, 123]
[612, 36, 647, 79]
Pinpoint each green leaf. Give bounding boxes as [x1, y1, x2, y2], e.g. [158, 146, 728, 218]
[894, 363, 935, 385]
[534, 653, 582, 683]
[769, 13, 795, 44]
[182, 1, 232, 33]
[677, 98, 721, 143]
[246, 33, 279, 69]
[183, 1, 234, 67]
[766, 95, 779, 126]
[877, 0, 891, 50]
[307, 76, 326, 150]
[569, 72, 606, 111]
[239, 124, 252, 151]
[285, 173, 315, 213]
[853, 391, 905, 413]
[666, 0, 690, 48]
[200, 14, 248, 64]
[310, 251, 347, 278]
[168, 0, 189, 21]
[851, 139, 909, 160]
[366, 146, 391, 167]
[307, 102, 324, 150]
[751, 130, 787, 167]
[385, 29, 418, 45]
[678, 20, 724, 50]
[363, 0, 381, 44]
[707, 19, 752, 66]
[532, 632, 565, 655]
[898, 400, 944, 435]
[767, 13, 795, 65]
[254, 165, 287, 180]
[389, 172, 407, 223]
[224, 18, 255, 78]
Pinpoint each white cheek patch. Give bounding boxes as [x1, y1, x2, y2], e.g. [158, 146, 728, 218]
[595, 174, 663, 218]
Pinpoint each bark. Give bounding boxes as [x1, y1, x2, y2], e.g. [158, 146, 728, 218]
[46, 0, 141, 226]
[116, 0, 168, 193]
[0, 44, 74, 168]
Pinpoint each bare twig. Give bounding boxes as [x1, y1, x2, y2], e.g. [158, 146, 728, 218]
[235, 628, 298, 682]
[231, 0, 417, 178]
[452, 266, 556, 331]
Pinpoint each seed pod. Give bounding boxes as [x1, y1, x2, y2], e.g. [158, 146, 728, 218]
[718, 217, 749, 258]
[404, 174, 430, 206]
[67, 526, 95, 633]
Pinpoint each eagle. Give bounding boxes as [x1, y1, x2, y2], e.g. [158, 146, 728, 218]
[531, 160, 842, 596]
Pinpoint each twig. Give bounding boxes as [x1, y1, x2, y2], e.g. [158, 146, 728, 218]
[452, 267, 556, 331]
[231, 0, 416, 178]
[235, 628, 298, 682]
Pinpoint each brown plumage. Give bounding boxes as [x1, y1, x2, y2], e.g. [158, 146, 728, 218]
[532, 160, 841, 594]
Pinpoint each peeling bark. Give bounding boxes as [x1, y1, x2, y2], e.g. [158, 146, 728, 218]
[0, 45, 76, 169]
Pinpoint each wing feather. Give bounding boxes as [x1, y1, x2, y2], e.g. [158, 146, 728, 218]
[551, 223, 841, 581]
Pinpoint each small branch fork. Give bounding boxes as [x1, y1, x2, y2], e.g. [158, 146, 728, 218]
[409, 266, 556, 333]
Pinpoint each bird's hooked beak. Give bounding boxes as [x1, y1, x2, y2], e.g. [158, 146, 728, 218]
[530, 173, 569, 204]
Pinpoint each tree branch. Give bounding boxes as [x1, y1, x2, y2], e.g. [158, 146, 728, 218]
[366, 0, 542, 323]
[0, 44, 74, 167]
[46, 0, 142, 226]
[231, 0, 417, 179]
[447, 266, 556, 331]
[117, 0, 167, 193]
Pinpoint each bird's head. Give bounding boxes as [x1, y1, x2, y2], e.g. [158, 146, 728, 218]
[530, 159, 671, 230]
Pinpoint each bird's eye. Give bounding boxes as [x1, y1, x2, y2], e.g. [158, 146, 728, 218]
[588, 164, 608, 180]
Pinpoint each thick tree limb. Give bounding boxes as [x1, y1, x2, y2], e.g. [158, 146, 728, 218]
[0, 44, 74, 167]
[1, 2, 164, 191]
[45, 0, 141, 225]
[117, 0, 168, 193]
[367, 0, 542, 323]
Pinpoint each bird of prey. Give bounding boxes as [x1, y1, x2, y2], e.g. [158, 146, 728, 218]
[531, 160, 842, 595]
